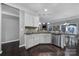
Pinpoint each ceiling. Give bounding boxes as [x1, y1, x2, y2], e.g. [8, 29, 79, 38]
[8, 3, 79, 23]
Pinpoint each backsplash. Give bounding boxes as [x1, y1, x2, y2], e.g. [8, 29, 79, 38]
[24, 27, 38, 33]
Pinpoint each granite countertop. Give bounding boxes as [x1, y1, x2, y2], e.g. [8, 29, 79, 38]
[24, 31, 64, 35]
[24, 31, 78, 35]
[24, 31, 51, 35]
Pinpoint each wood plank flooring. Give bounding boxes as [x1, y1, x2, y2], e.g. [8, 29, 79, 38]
[0, 41, 78, 56]
[27, 44, 64, 56]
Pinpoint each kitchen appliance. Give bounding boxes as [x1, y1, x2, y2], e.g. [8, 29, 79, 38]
[66, 24, 77, 34]
[65, 24, 78, 48]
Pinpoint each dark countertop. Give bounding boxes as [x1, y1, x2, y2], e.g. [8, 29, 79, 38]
[24, 31, 78, 35]
[24, 32, 51, 35]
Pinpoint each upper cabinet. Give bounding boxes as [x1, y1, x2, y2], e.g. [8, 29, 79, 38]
[24, 13, 30, 26]
[24, 12, 40, 27]
[33, 16, 39, 27]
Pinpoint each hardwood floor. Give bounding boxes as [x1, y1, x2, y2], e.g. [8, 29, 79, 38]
[0, 41, 78, 56]
[0, 41, 29, 56]
[0, 41, 64, 56]
[27, 44, 64, 56]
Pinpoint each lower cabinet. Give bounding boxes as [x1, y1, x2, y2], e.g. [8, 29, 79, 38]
[39, 34, 52, 43]
[24, 35, 30, 49]
[25, 33, 52, 49]
[25, 34, 39, 49]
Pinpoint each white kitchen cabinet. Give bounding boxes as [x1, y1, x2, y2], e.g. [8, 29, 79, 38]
[29, 15, 34, 26]
[32, 34, 39, 46]
[33, 16, 39, 27]
[39, 34, 45, 43]
[24, 12, 39, 27]
[25, 14, 34, 26]
[25, 34, 35, 49]
[44, 34, 52, 43]
[25, 35, 29, 49]
[25, 33, 52, 49]
[34, 34, 39, 43]
[39, 34, 52, 43]
[25, 34, 38, 49]
[24, 13, 30, 26]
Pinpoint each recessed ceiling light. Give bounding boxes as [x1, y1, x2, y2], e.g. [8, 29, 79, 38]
[43, 23, 45, 24]
[39, 22, 41, 25]
[47, 22, 50, 24]
[44, 9, 48, 12]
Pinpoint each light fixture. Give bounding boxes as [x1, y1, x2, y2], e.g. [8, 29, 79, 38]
[43, 23, 45, 24]
[44, 9, 48, 12]
[63, 23, 69, 25]
[47, 22, 50, 24]
[39, 23, 41, 25]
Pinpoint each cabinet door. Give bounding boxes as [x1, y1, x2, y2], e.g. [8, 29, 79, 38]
[39, 34, 44, 43]
[39, 34, 51, 43]
[24, 13, 30, 26]
[25, 13, 34, 26]
[41, 34, 49, 43]
[45, 34, 51, 43]
[29, 15, 33, 26]
[36, 34, 40, 44]
[25, 35, 34, 49]
[25, 13, 39, 27]
[34, 16, 39, 27]
[32, 34, 36, 46]
[33, 34, 39, 45]
[25, 35, 30, 49]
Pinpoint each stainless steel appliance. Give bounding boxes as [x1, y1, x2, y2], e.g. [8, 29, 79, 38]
[65, 24, 78, 48]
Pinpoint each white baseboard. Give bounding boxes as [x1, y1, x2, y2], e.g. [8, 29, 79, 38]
[1, 39, 19, 44]
[0, 50, 2, 54]
[19, 44, 25, 48]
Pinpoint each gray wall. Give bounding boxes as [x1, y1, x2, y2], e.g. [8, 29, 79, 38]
[2, 14, 19, 43]
[0, 3, 2, 53]
[19, 10, 25, 46]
